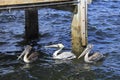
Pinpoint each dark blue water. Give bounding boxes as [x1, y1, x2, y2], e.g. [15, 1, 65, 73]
[0, 0, 120, 80]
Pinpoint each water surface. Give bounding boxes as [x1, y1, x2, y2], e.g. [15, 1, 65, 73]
[0, 0, 120, 80]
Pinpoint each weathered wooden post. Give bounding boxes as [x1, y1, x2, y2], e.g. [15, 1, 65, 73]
[87, 0, 92, 4]
[71, 0, 88, 56]
[25, 8, 39, 39]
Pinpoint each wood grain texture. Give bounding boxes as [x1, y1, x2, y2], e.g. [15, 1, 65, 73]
[0, 0, 70, 6]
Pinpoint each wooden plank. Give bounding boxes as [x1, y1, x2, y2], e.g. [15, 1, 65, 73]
[80, 0, 87, 46]
[0, 0, 73, 6]
[71, 0, 88, 55]
[85, 0, 88, 45]
[87, 0, 92, 4]
[71, 0, 83, 56]
[71, 13, 84, 55]
[0, 0, 77, 10]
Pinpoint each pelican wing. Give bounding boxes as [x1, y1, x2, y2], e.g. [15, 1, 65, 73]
[53, 52, 76, 60]
[28, 52, 39, 62]
[88, 52, 104, 62]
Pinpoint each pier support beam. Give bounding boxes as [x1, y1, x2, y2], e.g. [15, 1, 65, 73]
[71, 0, 88, 56]
[25, 8, 39, 39]
[87, 0, 92, 4]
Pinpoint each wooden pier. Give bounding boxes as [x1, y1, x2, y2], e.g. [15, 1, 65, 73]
[0, 0, 92, 56]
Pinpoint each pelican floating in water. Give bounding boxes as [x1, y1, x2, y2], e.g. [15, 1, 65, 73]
[17, 45, 39, 63]
[45, 44, 76, 59]
[78, 44, 104, 63]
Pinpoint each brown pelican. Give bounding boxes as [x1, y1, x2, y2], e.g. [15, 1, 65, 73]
[45, 44, 76, 59]
[78, 44, 104, 63]
[17, 45, 39, 63]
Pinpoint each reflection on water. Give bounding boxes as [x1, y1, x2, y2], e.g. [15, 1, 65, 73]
[0, 0, 120, 80]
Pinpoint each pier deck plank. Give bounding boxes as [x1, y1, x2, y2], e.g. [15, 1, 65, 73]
[0, 0, 74, 6]
[0, 0, 77, 10]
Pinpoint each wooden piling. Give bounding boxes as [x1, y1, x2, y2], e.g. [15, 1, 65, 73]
[0, 0, 91, 54]
[87, 0, 92, 4]
[71, 0, 88, 56]
[25, 8, 39, 39]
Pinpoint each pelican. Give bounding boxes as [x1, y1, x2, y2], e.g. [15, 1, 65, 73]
[17, 45, 39, 63]
[78, 44, 104, 63]
[45, 44, 76, 59]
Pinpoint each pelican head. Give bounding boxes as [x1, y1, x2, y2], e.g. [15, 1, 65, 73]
[78, 44, 93, 59]
[17, 45, 32, 60]
[45, 43, 64, 49]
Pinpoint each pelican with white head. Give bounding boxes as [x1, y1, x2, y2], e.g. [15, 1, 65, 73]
[78, 44, 104, 63]
[17, 45, 39, 63]
[45, 43, 76, 59]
